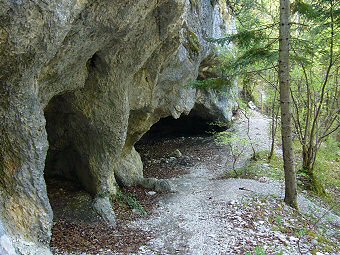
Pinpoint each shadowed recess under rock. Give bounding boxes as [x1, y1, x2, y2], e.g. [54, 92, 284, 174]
[138, 113, 230, 142]
[44, 93, 96, 195]
[43, 93, 104, 225]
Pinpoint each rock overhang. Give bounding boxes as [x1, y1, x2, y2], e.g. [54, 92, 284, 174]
[0, 1, 237, 254]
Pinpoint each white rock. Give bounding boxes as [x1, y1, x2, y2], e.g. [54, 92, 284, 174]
[147, 191, 157, 196]
[277, 233, 287, 242]
[248, 101, 257, 110]
[258, 176, 269, 183]
[229, 200, 237, 205]
[289, 236, 299, 243]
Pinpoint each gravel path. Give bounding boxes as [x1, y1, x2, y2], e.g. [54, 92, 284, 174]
[131, 164, 339, 255]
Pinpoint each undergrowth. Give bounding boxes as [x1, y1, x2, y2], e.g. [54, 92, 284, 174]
[224, 150, 283, 180]
[115, 189, 147, 216]
[224, 145, 339, 212]
[242, 195, 339, 254]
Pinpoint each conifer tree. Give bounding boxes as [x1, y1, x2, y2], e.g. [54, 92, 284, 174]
[279, 0, 298, 208]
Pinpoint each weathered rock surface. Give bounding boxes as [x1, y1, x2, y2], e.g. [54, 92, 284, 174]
[0, 0, 236, 253]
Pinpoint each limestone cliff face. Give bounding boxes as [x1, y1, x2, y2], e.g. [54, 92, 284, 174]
[0, 0, 236, 254]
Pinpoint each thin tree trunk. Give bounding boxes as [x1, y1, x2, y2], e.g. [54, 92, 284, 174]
[241, 110, 257, 160]
[269, 88, 279, 161]
[279, 0, 298, 209]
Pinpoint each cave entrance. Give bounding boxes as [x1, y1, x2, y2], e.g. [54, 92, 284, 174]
[135, 112, 229, 179]
[139, 113, 226, 142]
[43, 93, 98, 224]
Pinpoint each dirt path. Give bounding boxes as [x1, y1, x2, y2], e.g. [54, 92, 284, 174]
[133, 170, 284, 254]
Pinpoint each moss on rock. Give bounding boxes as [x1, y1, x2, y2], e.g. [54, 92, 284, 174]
[184, 29, 201, 59]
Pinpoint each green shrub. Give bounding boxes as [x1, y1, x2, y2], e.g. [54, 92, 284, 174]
[116, 189, 147, 216]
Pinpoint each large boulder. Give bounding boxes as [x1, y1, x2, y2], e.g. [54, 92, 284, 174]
[0, 0, 237, 253]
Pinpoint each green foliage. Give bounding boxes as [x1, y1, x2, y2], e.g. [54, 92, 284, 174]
[216, 131, 249, 175]
[205, 0, 281, 102]
[189, 78, 232, 91]
[254, 247, 267, 255]
[291, 0, 318, 19]
[218, 0, 339, 198]
[288, 0, 339, 194]
[275, 215, 284, 225]
[208, 29, 269, 49]
[245, 246, 267, 255]
[116, 189, 147, 216]
[230, 48, 278, 73]
[224, 150, 284, 180]
[310, 137, 340, 202]
[216, 130, 249, 147]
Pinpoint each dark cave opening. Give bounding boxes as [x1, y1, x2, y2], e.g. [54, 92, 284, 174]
[135, 112, 230, 180]
[138, 112, 229, 143]
[44, 94, 97, 223]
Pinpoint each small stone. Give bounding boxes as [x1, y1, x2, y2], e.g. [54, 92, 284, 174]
[170, 149, 182, 158]
[277, 233, 287, 242]
[248, 101, 257, 110]
[169, 156, 176, 162]
[154, 179, 172, 193]
[147, 191, 157, 196]
[289, 236, 299, 243]
[258, 176, 269, 183]
[311, 239, 318, 245]
[228, 200, 237, 205]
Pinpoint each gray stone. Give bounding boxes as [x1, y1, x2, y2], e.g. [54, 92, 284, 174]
[154, 179, 173, 193]
[0, 0, 237, 253]
[139, 178, 172, 193]
[171, 149, 183, 158]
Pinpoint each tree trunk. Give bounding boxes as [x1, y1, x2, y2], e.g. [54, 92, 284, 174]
[302, 145, 326, 194]
[268, 89, 279, 161]
[302, 146, 313, 173]
[279, 0, 298, 209]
